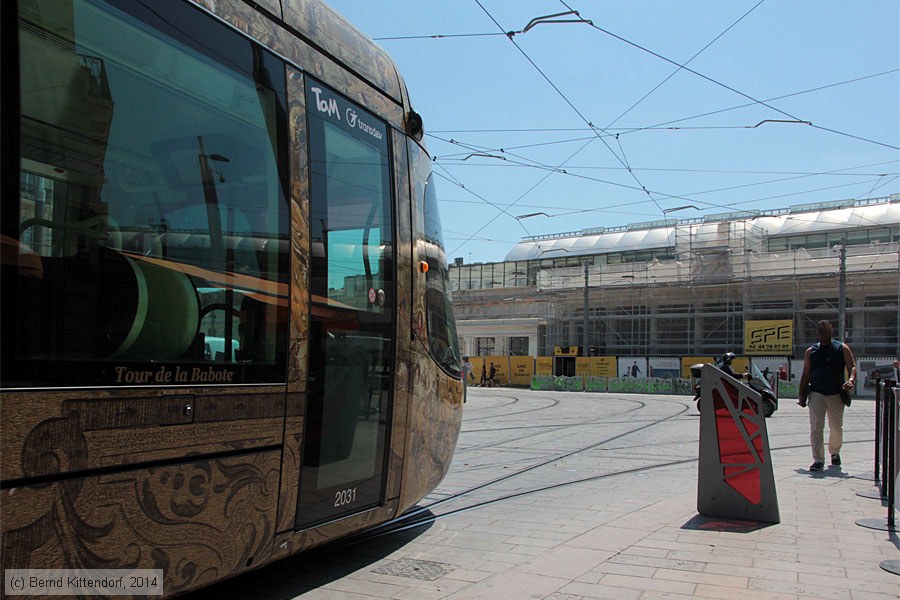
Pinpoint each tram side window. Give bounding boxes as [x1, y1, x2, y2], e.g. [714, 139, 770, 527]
[410, 141, 461, 377]
[308, 112, 392, 310]
[4, 0, 290, 387]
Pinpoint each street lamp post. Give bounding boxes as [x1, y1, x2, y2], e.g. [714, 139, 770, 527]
[583, 260, 589, 359]
[837, 241, 847, 342]
[621, 275, 635, 353]
[197, 136, 234, 361]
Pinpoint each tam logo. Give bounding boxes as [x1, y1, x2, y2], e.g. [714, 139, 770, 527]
[311, 87, 340, 120]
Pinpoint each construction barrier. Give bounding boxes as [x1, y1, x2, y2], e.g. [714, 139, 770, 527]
[607, 377, 692, 394]
[777, 379, 800, 399]
[530, 375, 555, 391]
[585, 376, 607, 392]
[673, 378, 694, 395]
[554, 376, 584, 392]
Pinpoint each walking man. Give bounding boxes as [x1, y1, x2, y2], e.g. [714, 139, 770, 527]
[797, 320, 857, 471]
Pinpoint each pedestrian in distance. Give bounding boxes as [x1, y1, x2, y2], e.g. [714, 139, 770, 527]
[489, 362, 496, 387]
[631, 361, 641, 378]
[480, 362, 487, 387]
[719, 352, 737, 379]
[797, 320, 857, 472]
[461, 358, 473, 386]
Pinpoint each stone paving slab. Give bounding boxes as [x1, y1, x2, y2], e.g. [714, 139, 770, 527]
[186, 390, 898, 600]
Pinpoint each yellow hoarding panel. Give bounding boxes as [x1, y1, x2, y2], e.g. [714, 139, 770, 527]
[591, 356, 617, 377]
[733, 356, 750, 375]
[575, 357, 590, 377]
[554, 345, 579, 356]
[485, 356, 509, 385]
[744, 320, 793, 355]
[681, 356, 714, 378]
[469, 357, 485, 385]
[536, 356, 553, 376]
[509, 356, 535, 386]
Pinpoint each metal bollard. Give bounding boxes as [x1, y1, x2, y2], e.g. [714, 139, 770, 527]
[883, 380, 896, 497]
[875, 376, 881, 481]
[879, 379, 893, 493]
[857, 380, 898, 536]
[857, 378, 887, 497]
[887, 383, 896, 530]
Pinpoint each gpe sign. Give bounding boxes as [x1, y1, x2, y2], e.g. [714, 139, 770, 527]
[744, 320, 793, 355]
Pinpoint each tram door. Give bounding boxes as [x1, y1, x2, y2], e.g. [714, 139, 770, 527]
[296, 81, 394, 528]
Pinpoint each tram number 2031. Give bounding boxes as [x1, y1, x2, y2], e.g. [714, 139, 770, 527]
[334, 487, 357, 507]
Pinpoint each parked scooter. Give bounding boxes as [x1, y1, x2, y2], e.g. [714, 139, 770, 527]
[691, 352, 778, 417]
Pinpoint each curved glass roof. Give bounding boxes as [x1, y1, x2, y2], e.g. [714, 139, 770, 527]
[504, 198, 899, 262]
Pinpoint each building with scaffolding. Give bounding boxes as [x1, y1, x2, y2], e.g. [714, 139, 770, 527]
[448, 196, 900, 362]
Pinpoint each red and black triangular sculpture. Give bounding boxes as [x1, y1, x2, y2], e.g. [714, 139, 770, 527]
[697, 364, 780, 523]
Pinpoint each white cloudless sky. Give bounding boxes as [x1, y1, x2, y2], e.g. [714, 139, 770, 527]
[326, 0, 900, 263]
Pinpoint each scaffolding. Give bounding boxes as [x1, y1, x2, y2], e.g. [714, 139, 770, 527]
[450, 199, 900, 358]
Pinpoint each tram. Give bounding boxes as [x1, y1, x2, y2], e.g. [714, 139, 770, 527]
[1, 0, 463, 595]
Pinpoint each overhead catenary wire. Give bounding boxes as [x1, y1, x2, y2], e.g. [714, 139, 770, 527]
[600, 0, 768, 130]
[426, 68, 900, 135]
[448, 136, 598, 255]
[374, 31, 511, 41]
[548, 176, 897, 219]
[470, 0, 671, 225]
[432, 165, 536, 239]
[432, 159, 899, 178]
[433, 133, 896, 216]
[559, 1, 900, 151]
[368, 6, 898, 259]
[448, 0, 898, 256]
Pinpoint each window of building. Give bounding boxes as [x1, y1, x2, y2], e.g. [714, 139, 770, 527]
[768, 238, 788, 252]
[864, 297, 899, 352]
[805, 234, 827, 249]
[768, 227, 899, 252]
[509, 337, 529, 356]
[475, 337, 495, 356]
[869, 229, 892, 243]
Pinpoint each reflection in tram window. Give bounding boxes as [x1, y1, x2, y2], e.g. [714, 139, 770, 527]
[409, 142, 461, 377]
[5, 0, 290, 387]
[298, 79, 394, 528]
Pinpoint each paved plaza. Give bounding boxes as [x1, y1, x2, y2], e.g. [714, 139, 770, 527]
[189, 388, 898, 600]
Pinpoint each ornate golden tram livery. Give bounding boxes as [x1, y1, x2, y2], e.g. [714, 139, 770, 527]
[1, 0, 463, 596]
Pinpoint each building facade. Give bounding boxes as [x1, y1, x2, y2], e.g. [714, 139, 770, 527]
[450, 196, 900, 360]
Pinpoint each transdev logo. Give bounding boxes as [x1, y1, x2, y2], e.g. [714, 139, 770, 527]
[345, 108, 383, 141]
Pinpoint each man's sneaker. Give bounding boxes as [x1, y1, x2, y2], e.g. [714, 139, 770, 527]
[831, 454, 841, 466]
[809, 461, 825, 472]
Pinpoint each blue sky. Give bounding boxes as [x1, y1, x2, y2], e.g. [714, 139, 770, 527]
[327, 1, 900, 263]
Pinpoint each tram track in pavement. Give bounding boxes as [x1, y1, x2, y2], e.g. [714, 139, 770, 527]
[344, 437, 875, 550]
[461, 393, 559, 423]
[345, 396, 693, 545]
[343, 394, 877, 546]
[294, 394, 876, 558]
[458, 393, 650, 453]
